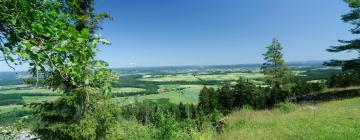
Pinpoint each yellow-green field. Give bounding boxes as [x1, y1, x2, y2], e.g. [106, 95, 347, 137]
[112, 87, 146, 93]
[140, 72, 264, 82]
[220, 97, 360, 140]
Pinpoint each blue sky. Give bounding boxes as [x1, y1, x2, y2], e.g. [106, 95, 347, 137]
[0, 0, 357, 71]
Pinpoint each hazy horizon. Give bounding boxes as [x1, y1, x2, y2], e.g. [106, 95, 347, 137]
[0, 0, 358, 71]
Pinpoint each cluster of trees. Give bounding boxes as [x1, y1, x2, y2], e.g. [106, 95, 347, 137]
[327, 72, 360, 88]
[120, 100, 220, 139]
[292, 80, 326, 97]
[198, 79, 265, 114]
[197, 39, 294, 114]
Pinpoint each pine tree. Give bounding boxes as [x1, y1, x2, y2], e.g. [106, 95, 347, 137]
[178, 102, 188, 120]
[218, 85, 235, 113]
[326, 0, 360, 72]
[198, 87, 210, 114]
[261, 39, 295, 90]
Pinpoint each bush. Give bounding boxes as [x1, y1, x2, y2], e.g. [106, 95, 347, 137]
[276, 100, 296, 113]
[297, 88, 360, 102]
[292, 80, 326, 97]
[241, 104, 253, 111]
[327, 72, 360, 88]
[234, 79, 266, 109]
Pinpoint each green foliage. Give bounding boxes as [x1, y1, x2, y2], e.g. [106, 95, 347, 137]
[241, 104, 253, 111]
[233, 78, 265, 109]
[120, 100, 216, 140]
[275, 100, 296, 113]
[218, 85, 235, 114]
[198, 87, 219, 114]
[327, 72, 360, 88]
[0, 0, 119, 139]
[199, 78, 266, 115]
[261, 38, 295, 88]
[326, 0, 360, 72]
[265, 83, 292, 106]
[296, 69, 342, 81]
[297, 87, 360, 102]
[292, 80, 326, 97]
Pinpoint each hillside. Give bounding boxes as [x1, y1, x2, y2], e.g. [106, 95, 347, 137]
[220, 97, 360, 140]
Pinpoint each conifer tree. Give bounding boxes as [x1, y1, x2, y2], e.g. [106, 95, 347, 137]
[218, 85, 234, 113]
[261, 38, 295, 91]
[326, 0, 360, 72]
[178, 102, 188, 120]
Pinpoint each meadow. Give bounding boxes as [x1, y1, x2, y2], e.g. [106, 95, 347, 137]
[221, 97, 360, 140]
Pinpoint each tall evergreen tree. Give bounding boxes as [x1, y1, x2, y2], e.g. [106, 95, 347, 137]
[326, 0, 360, 72]
[198, 87, 219, 114]
[218, 85, 235, 113]
[178, 102, 188, 120]
[261, 38, 295, 91]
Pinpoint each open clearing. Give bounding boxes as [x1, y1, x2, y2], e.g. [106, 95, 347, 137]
[221, 97, 360, 140]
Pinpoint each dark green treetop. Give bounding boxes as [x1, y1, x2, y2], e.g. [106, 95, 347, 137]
[326, 0, 360, 72]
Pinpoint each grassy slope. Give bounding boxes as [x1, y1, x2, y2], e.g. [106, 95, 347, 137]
[220, 97, 360, 140]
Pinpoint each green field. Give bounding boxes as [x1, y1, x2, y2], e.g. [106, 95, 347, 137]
[0, 85, 29, 90]
[114, 90, 198, 105]
[0, 105, 25, 114]
[113, 84, 215, 105]
[112, 87, 146, 93]
[0, 88, 58, 95]
[220, 97, 360, 140]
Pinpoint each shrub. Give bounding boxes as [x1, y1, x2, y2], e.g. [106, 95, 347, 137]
[276, 100, 296, 113]
[233, 78, 266, 109]
[293, 80, 326, 97]
[327, 72, 360, 88]
[241, 104, 253, 111]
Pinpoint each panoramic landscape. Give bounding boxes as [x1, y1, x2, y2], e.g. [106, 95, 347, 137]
[1, 0, 360, 140]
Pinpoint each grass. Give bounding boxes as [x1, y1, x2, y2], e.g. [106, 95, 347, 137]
[220, 97, 360, 140]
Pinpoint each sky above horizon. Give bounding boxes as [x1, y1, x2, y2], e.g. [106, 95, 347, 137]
[0, 0, 358, 71]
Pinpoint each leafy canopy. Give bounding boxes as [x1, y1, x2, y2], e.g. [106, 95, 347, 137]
[0, 0, 118, 139]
